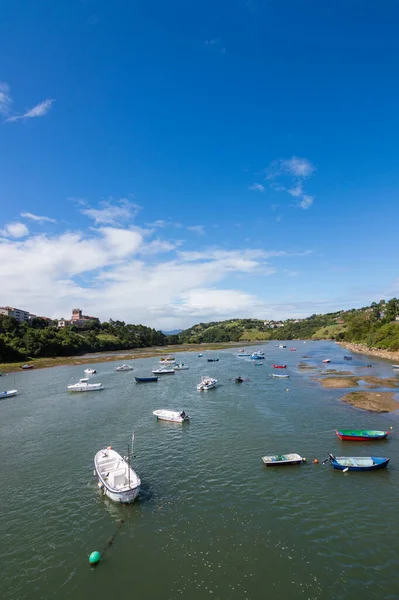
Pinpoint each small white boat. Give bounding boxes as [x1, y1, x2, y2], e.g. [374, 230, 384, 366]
[0, 389, 18, 399]
[392, 365, 399, 370]
[159, 356, 175, 364]
[84, 368, 97, 375]
[173, 363, 189, 370]
[198, 353, 203, 357]
[115, 364, 134, 371]
[278, 345, 287, 349]
[67, 378, 104, 392]
[262, 453, 304, 466]
[237, 352, 251, 357]
[197, 376, 218, 391]
[94, 442, 141, 503]
[271, 374, 290, 378]
[152, 368, 175, 375]
[322, 359, 331, 364]
[153, 409, 189, 423]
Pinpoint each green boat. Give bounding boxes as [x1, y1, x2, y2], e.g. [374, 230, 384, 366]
[335, 429, 389, 441]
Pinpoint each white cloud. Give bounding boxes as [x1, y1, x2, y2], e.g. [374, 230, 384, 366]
[187, 225, 205, 235]
[0, 82, 12, 116]
[140, 239, 180, 255]
[299, 195, 314, 210]
[5, 99, 54, 123]
[249, 183, 265, 192]
[81, 199, 140, 225]
[0, 222, 29, 238]
[266, 156, 316, 209]
[21, 212, 57, 224]
[146, 219, 182, 229]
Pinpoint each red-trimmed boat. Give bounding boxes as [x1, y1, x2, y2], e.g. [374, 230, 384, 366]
[335, 429, 389, 442]
[272, 364, 287, 369]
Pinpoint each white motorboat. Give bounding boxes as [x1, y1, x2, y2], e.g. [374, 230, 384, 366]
[173, 363, 189, 370]
[392, 365, 399, 370]
[67, 378, 104, 392]
[153, 409, 189, 423]
[84, 368, 97, 375]
[0, 389, 18, 399]
[94, 440, 141, 503]
[152, 368, 175, 375]
[115, 364, 134, 371]
[271, 374, 290, 378]
[197, 376, 218, 391]
[278, 345, 287, 349]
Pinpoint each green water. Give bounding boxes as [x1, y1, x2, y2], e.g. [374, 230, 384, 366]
[1, 341, 398, 600]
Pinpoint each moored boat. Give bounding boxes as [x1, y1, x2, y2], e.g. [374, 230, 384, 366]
[159, 356, 175, 364]
[278, 345, 287, 349]
[323, 453, 390, 471]
[207, 357, 219, 362]
[392, 364, 399, 370]
[262, 453, 304, 466]
[251, 353, 265, 360]
[152, 368, 175, 375]
[67, 378, 104, 392]
[235, 376, 244, 383]
[20, 364, 34, 370]
[94, 440, 140, 504]
[153, 409, 189, 423]
[135, 376, 158, 383]
[198, 353, 203, 357]
[115, 364, 134, 371]
[173, 363, 189, 370]
[290, 348, 297, 351]
[197, 376, 217, 391]
[237, 352, 251, 357]
[84, 368, 97, 375]
[344, 356, 352, 360]
[0, 389, 18, 399]
[335, 429, 389, 441]
[272, 364, 287, 369]
[322, 359, 331, 363]
[271, 373, 289, 378]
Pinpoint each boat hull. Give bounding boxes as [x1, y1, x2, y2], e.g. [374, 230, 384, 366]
[135, 377, 158, 383]
[103, 486, 140, 504]
[0, 390, 17, 399]
[67, 385, 104, 392]
[272, 365, 287, 369]
[94, 448, 141, 504]
[262, 453, 303, 466]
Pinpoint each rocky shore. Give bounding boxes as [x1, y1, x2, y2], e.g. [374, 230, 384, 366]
[338, 342, 399, 362]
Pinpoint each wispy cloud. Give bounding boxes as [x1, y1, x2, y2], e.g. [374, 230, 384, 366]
[81, 198, 141, 226]
[187, 225, 205, 235]
[5, 99, 54, 123]
[146, 219, 182, 229]
[0, 222, 29, 238]
[21, 212, 57, 224]
[266, 156, 316, 210]
[204, 38, 226, 54]
[249, 183, 265, 192]
[0, 82, 12, 116]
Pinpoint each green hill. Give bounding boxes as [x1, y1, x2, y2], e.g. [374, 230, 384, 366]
[177, 298, 399, 350]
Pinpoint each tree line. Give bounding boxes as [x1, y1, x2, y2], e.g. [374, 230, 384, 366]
[0, 316, 167, 363]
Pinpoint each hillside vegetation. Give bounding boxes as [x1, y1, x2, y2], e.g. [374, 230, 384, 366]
[0, 317, 167, 363]
[175, 298, 399, 350]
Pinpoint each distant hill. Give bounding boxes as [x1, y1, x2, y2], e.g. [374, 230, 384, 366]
[177, 298, 399, 350]
[162, 329, 183, 335]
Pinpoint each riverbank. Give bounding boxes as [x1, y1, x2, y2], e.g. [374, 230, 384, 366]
[0, 341, 258, 373]
[338, 341, 399, 362]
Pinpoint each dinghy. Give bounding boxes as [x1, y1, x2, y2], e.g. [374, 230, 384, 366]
[115, 364, 134, 371]
[173, 364, 189, 370]
[322, 359, 331, 363]
[323, 453, 390, 471]
[271, 374, 290, 378]
[198, 353, 203, 357]
[207, 358, 219, 362]
[84, 368, 97, 375]
[272, 364, 287, 369]
[392, 365, 399, 370]
[135, 376, 158, 383]
[235, 376, 244, 383]
[344, 356, 352, 360]
[290, 348, 297, 351]
[197, 376, 218, 391]
[94, 439, 141, 503]
[152, 368, 175, 375]
[262, 453, 304, 466]
[335, 429, 389, 441]
[20, 364, 34, 370]
[67, 378, 104, 392]
[0, 389, 18, 399]
[153, 409, 189, 423]
[237, 352, 251, 357]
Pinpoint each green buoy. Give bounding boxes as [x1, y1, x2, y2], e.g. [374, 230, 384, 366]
[89, 551, 101, 565]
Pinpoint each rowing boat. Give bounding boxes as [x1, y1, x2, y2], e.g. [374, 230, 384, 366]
[262, 453, 304, 466]
[324, 453, 390, 471]
[335, 429, 389, 441]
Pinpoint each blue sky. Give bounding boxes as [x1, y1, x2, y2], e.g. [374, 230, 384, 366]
[0, 0, 398, 328]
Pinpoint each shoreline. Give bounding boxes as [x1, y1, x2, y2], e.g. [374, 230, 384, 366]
[0, 341, 259, 373]
[338, 341, 399, 362]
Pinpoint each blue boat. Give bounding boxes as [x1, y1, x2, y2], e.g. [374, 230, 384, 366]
[323, 453, 389, 471]
[135, 376, 158, 383]
[344, 356, 352, 360]
[207, 358, 219, 362]
[251, 352, 265, 360]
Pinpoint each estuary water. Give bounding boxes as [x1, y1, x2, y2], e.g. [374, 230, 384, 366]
[1, 341, 398, 600]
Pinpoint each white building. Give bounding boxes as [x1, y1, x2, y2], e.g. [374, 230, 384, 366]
[0, 306, 33, 323]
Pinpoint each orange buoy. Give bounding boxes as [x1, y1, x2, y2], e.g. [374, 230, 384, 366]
[313, 458, 319, 464]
